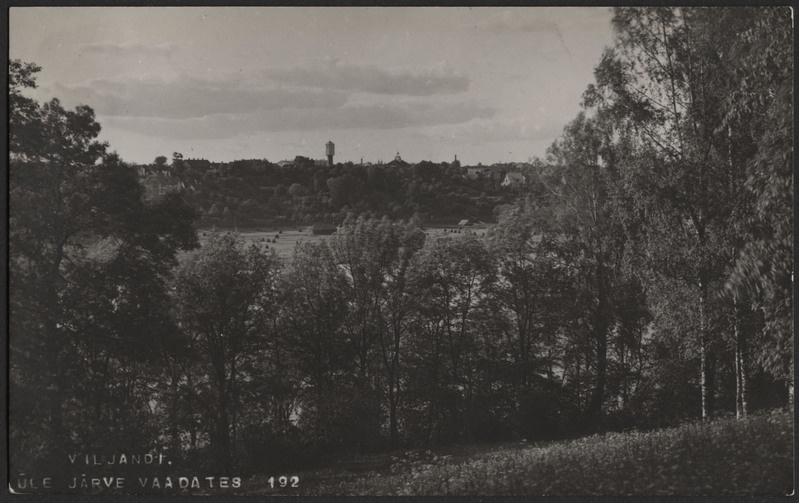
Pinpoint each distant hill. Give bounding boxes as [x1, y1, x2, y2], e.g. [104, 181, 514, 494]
[152, 158, 533, 228]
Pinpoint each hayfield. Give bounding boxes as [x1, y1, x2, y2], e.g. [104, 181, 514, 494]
[198, 227, 326, 259]
[246, 410, 793, 496]
[197, 225, 490, 259]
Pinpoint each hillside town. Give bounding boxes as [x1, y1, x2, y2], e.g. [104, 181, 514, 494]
[135, 143, 533, 227]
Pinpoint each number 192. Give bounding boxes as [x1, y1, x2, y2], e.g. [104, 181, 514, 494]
[268, 476, 299, 488]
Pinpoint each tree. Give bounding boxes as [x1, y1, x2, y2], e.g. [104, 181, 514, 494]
[584, 7, 775, 419]
[172, 233, 278, 470]
[722, 7, 793, 404]
[487, 198, 563, 392]
[9, 61, 107, 462]
[279, 240, 354, 452]
[9, 60, 198, 475]
[155, 155, 168, 167]
[327, 174, 365, 210]
[486, 199, 576, 439]
[367, 164, 387, 192]
[331, 217, 425, 447]
[407, 235, 495, 442]
[9, 59, 43, 159]
[57, 161, 197, 454]
[541, 112, 632, 423]
[288, 183, 308, 198]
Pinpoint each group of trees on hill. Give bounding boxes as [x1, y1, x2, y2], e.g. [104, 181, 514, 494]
[173, 154, 513, 228]
[9, 6, 792, 483]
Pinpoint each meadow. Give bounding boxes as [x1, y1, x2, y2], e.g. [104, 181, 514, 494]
[198, 225, 490, 259]
[247, 410, 793, 496]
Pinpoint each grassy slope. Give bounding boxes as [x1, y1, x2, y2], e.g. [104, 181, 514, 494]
[248, 410, 793, 496]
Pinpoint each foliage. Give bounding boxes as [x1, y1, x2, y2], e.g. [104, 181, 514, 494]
[584, 6, 792, 418]
[178, 157, 516, 228]
[172, 233, 279, 471]
[324, 410, 792, 496]
[9, 58, 198, 479]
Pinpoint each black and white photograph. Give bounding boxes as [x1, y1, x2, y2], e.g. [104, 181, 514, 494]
[7, 5, 794, 496]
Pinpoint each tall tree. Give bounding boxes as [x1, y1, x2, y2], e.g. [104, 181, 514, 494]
[9, 59, 198, 474]
[721, 7, 793, 404]
[541, 112, 631, 422]
[279, 240, 356, 452]
[329, 216, 425, 447]
[408, 235, 495, 441]
[487, 198, 563, 392]
[583, 7, 779, 419]
[9, 92, 108, 462]
[172, 233, 278, 470]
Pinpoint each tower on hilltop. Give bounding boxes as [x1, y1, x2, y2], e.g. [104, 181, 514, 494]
[326, 141, 335, 167]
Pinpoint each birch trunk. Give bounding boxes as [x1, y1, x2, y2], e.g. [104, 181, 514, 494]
[699, 278, 715, 420]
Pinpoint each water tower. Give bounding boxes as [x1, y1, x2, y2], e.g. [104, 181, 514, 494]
[326, 141, 335, 166]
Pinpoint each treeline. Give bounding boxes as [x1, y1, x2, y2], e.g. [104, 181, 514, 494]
[178, 156, 515, 227]
[8, 5, 792, 482]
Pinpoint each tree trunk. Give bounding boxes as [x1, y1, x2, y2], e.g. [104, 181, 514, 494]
[186, 373, 197, 448]
[216, 410, 232, 471]
[169, 362, 181, 453]
[587, 265, 609, 422]
[215, 388, 232, 471]
[733, 297, 749, 419]
[734, 341, 749, 419]
[47, 344, 65, 451]
[44, 232, 68, 452]
[44, 300, 66, 454]
[212, 353, 232, 471]
[699, 279, 715, 420]
[388, 386, 399, 448]
[588, 326, 608, 422]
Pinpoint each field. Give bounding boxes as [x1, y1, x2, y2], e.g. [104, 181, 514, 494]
[245, 410, 793, 496]
[197, 225, 490, 260]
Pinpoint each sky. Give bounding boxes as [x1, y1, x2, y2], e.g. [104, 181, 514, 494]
[10, 7, 615, 166]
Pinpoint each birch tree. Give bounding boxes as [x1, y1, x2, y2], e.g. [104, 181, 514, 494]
[585, 7, 770, 419]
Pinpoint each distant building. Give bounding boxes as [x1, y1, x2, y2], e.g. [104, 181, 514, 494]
[386, 152, 409, 168]
[458, 219, 472, 227]
[466, 167, 491, 180]
[310, 222, 337, 235]
[501, 172, 526, 188]
[183, 158, 211, 170]
[141, 171, 183, 200]
[277, 159, 294, 167]
[490, 167, 507, 186]
[326, 141, 335, 166]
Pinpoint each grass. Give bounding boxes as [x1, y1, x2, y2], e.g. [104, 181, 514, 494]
[197, 225, 490, 259]
[197, 226, 323, 259]
[246, 410, 793, 496]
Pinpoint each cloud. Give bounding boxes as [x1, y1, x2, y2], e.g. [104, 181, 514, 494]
[473, 8, 611, 35]
[102, 101, 494, 140]
[424, 118, 565, 146]
[470, 9, 559, 34]
[267, 61, 470, 96]
[78, 42, 179, 59]
[51, 75, 349, 119]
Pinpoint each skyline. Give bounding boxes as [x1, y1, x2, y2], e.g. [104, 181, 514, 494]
[10, 7, 614, 165]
